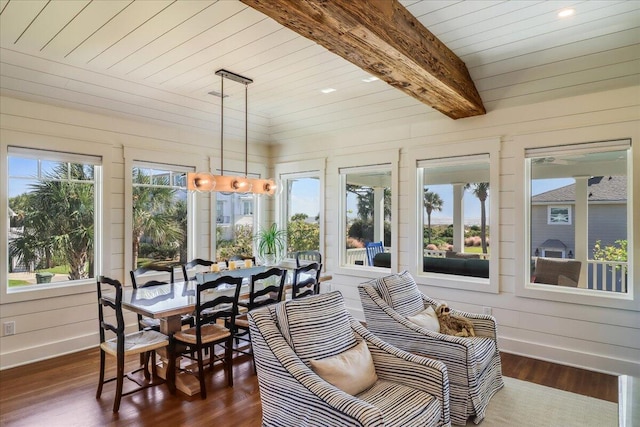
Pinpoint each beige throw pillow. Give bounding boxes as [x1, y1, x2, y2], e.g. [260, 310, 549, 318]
[309, 340, 378, 396]
[406, 306, 440, 332]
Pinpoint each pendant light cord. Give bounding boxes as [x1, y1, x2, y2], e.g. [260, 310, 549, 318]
[220, 73, 224, 175]
[245, 83, 249, 178]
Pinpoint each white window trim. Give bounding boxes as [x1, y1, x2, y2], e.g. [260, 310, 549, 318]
[334, 150, 398, 277]
[514, 123, 637, 311]
[547, 205, 572, 225]
[2, 132, 111, 304]
[275, 158, 326, 264]
[124, 147, 201, 283]
[408, 137, 500, 294]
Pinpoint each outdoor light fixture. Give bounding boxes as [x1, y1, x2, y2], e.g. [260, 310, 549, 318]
[187, 69, 278, 196]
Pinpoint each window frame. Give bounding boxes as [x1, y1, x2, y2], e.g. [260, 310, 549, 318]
[514, 123, 637, 311]
[408, 138, 500, 294]
[2, 133, 111, 304]
[334, 150, 398, 278]
[124, 148, 201, 282]
[275, 158, 326, 263]
[547, 205, 572, 225]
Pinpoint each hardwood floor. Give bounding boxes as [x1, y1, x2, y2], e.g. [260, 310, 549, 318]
[0, 349, 617, 426]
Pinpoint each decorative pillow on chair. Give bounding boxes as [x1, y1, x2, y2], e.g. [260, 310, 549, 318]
[406, 305, 440, 332]
[276, 291, 357, 363]
[310, 339, 378, 396]
[376, 271, 424, 317]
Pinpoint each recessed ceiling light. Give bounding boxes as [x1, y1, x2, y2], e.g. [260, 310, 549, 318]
[320, 88, 336, 94]
[558, 8, 575, 18]
[362, 76, 379, 83]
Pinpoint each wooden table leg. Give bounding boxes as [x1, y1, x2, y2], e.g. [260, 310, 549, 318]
[156, 315, 201, 396]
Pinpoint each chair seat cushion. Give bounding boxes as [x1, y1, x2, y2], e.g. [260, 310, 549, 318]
[139, 317, 161, 329]
[235, 314, 249, 329]
[309, 340, 378, 396]
[357, 380, 441, 427]
[173, 323, 230, 345]
[372, 271, 424, 317]
[100, 330, 168, 356]
[468, 336, 497, 374]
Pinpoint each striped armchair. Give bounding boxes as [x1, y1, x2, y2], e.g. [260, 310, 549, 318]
[248, 291, 451, 427]
[358, 272, 504, 425]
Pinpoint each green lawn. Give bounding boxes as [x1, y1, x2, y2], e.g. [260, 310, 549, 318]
[464, 246, 490, 255]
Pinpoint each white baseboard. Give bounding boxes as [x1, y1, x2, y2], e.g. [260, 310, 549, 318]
[499, 336, 640, 377]
[0, 333, 99, 370]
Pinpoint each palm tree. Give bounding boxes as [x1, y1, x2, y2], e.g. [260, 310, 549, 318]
[465, 182, 489, 254]
[9, 163, 94, 280]
[132, 169, 184, 268]
[423, 188, 443, 245]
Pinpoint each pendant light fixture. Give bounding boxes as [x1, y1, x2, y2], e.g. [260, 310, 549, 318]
[187, 69, 278, 196]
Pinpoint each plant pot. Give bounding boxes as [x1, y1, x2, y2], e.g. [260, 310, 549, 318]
[262, 253, 277, 266]
[36, 272, 54, 284]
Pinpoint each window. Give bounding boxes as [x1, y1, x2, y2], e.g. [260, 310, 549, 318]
[408, 138, 499, 293]
[548, 206, 572, 225]
[215, 192, 256, 262]
[527, 140, 632, 294]
[341, 165, 392, 268]
[417, 155, 491, 278]
[281, 173, 321, 256]
[7, 147, 101, 290]
[132, 162, 191, 269]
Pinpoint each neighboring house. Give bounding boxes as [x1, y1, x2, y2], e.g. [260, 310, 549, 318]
[531, 176, 627, 259]
[216, 195, 254, 241]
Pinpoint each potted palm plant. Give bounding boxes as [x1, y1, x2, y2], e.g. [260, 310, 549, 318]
[255, 223, 286, 266]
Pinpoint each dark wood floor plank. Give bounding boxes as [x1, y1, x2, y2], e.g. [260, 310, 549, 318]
[0, 349, 617, 426]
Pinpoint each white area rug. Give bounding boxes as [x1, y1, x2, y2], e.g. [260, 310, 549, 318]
[465, 376, 617, 426]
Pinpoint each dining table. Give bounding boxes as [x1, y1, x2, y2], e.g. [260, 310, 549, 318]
[103, 264, 331, 396]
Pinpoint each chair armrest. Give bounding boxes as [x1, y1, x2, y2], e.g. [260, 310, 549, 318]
[422, 294, 498, 340]
[248, 310, 384, 427]
[449, 309, 498, 340]
[351, 319, 450, 426]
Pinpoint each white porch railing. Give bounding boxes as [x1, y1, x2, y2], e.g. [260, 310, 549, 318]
[346, 248, 368, 265]
[587, 260, 628, 293]
[423, 249, 490, 260]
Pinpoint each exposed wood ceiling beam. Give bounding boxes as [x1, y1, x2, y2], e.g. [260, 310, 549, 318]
[241, 0, 485, 119]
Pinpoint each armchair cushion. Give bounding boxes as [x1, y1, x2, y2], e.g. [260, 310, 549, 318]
[407, 306, 441, 332]
[276, 291, 357, 363]
[310, 339, 378, 396]
[358, 380, 442, 426]
[374, 271, 424, 317]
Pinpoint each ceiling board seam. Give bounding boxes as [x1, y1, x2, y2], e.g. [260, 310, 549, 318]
[87, 0, 178, 64]
[14, 0, 50, 44]
[41, 0, 92, 52]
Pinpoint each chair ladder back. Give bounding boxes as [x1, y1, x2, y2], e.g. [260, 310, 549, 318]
[130, 264, 175, 289]
[195, 276, 243, 344]
[96, 276, 125, 341]
[292, 262, 322, 299]
[249, 268, 286, 309]
[181, 258, 214, 282]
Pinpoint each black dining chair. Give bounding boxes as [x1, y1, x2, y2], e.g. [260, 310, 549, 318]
[295, 250, 322, 268]
[231, 267, 286, 369]
[291, 262, 322, 299]
[130, 264, 177, 331]
[181, 258, 214, 281]
[96, 276, 169, 413]
[169, 275, 242, 399]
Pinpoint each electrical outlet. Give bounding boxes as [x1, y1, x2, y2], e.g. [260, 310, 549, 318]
[4, 321, 15, 336]
[482, 307, 492, 315]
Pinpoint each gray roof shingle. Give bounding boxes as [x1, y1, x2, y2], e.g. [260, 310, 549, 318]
[532, 176, 627, 203]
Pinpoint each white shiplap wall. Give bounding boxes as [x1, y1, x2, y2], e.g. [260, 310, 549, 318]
[0, 96, 270, 369]
[272, 85, 640, 377]
[0, 85, 638, 376]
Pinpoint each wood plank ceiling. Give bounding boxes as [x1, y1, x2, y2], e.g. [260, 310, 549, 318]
[0, 0, 638, 144]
